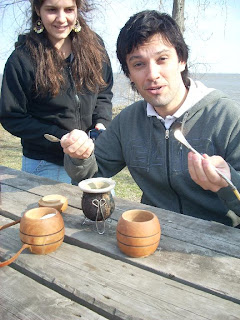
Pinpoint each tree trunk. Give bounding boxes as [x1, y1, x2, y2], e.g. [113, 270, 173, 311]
[172, 0, 185, 33]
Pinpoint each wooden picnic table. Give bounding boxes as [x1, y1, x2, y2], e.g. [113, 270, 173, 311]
[0, 165, 239, 320]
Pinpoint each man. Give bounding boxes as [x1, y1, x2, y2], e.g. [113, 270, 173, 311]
[61, 10, 240, 227]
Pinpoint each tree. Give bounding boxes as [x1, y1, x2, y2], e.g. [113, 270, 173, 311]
[172, 0, 185, 33]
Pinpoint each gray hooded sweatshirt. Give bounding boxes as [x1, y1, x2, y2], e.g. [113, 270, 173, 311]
[65, 81, 240, 227]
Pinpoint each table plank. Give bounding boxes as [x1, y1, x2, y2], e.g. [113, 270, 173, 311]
[0, 216, 239, 320]
[0, 180, 240, 304]
[0, 265, 107, 320]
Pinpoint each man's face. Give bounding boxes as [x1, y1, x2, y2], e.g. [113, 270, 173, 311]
[126, 34, 187, 117]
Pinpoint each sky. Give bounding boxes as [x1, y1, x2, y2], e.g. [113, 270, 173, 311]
[0, 0, 240, 74]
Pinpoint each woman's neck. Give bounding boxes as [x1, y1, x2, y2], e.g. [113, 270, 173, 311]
[51, 37, 72, 58]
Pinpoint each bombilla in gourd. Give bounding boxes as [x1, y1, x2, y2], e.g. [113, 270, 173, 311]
[174, 129, 240, 201]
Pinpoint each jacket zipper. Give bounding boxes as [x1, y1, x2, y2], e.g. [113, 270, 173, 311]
[165, 128, 183, 214]
[68, 66, 81, 128]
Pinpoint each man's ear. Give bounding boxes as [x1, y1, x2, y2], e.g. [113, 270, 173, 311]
[179, 61, 186, 72]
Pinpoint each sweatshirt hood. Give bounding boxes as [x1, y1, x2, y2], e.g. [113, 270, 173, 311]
[15, 34, 27, 48]
[179, 88, 230, 124]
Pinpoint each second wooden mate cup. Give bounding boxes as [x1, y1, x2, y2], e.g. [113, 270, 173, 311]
[116, 209, 161, 258]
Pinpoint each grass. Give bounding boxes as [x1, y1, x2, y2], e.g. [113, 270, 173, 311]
[0, 124, 142, 202]
[0, 124, 22, 170]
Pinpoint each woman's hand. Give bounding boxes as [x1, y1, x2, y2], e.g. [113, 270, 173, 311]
[188, 152, 230, 192]
[61, 129, 94, 159]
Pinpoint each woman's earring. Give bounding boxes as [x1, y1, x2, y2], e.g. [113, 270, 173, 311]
[33, 18, 44, 34]
[73, 20, 81, 33]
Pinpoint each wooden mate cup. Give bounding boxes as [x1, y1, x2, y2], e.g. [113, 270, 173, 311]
[116, 209, 161, 258]
[0, 207, 64, 267]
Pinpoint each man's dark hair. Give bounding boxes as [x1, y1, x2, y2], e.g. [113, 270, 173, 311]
[116, 10, 189, 87]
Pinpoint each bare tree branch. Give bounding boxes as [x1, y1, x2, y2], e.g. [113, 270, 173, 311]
[0, 0, 27, 9]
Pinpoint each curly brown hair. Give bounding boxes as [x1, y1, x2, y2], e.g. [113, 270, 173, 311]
[23, 0, 108, 97]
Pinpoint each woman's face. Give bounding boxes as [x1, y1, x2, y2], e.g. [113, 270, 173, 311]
[38, 0, 78, 48]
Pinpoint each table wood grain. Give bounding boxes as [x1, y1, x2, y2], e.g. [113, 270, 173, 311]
[0, 166, 240, 320]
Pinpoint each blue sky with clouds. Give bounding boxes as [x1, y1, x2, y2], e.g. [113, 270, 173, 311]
[0, 0, 239, 74]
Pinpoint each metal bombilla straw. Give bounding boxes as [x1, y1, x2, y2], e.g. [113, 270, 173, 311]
[174, 129, 240, 201]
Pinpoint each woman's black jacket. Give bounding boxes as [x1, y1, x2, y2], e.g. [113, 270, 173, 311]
[0, 44, 113, 165]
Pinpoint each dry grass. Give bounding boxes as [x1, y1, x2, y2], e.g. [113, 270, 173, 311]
[0, 124, 141, 202]
[0, 124, 22, 170]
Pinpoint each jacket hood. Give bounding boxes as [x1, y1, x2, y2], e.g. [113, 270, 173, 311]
[179, 89, 230, 125]
[15, 34, 27, 48]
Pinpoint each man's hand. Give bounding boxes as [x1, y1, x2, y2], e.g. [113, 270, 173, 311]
[61, 129, 94, 159]
[188, 152, 230, 192]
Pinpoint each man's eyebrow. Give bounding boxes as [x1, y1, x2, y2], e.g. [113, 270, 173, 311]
[128, 55, 142, 62]
[128, 49, 171, 62]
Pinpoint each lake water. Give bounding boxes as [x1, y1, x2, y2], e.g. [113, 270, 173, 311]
[112, 73, 240, 107]
[0, 73, 239, 107]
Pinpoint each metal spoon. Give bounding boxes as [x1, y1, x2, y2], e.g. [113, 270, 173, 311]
[44, 134, 60, 143]
[174, 129, 240, 200]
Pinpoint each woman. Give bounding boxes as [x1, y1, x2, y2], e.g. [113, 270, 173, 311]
[0, 0, 113, 183]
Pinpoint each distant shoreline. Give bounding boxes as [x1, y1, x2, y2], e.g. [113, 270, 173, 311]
[1, 73, 239, 106]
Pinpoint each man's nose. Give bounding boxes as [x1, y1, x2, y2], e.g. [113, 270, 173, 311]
[147, 62, 160, 81]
